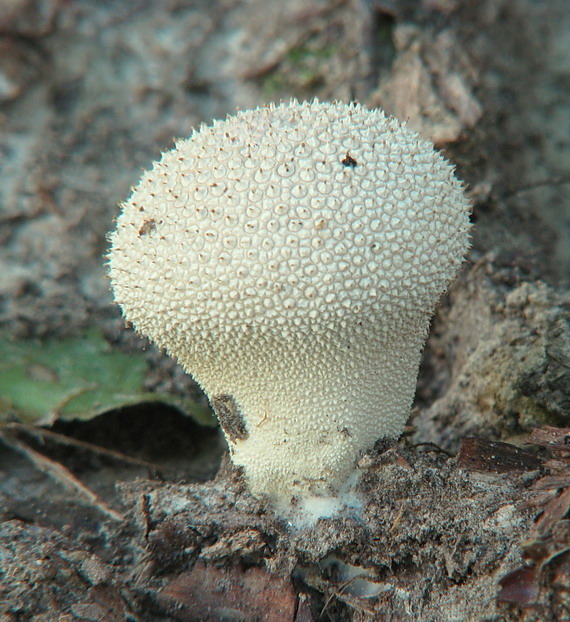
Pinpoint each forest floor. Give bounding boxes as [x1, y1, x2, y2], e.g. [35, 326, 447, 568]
[1, 1, 569, 620]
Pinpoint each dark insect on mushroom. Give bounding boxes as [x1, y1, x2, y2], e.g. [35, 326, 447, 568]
[138, 218, 156, 237]
[341, 152, 357, 168]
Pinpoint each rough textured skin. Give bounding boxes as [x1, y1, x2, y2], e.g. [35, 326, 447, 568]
[108, 100, 471, 518]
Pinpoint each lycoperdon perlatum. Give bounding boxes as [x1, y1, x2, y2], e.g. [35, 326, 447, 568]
[108, 100, 471, 526]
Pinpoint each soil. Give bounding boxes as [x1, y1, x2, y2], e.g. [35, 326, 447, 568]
[1, 0, 569, 620]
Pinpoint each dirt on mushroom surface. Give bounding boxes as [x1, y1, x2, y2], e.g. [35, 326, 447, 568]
[1, 0, 569, 621]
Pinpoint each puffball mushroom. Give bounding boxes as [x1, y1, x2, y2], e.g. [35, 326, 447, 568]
[108, 100, 470, 524]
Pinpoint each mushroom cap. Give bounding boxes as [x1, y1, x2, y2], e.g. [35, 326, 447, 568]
[110, 100, 470, 342]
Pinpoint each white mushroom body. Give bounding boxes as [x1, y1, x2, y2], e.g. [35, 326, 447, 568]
[109, 100, 470, 523]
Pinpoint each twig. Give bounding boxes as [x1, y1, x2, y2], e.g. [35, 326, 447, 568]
[4, 421, 163, 473]
[0, 428, 125, 522]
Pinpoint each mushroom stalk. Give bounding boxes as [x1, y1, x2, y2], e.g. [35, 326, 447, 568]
[182, 317, 425, 516]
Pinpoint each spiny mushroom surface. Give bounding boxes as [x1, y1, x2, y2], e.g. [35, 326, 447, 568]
[108, 100, 471, 525]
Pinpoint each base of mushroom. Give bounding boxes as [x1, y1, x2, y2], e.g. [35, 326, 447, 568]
[272, 471, 363, 529]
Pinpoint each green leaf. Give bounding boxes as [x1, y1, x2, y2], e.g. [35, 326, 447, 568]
[0, 329, 215, 426]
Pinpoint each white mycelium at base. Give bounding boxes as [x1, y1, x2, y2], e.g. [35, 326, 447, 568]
[109, 100, 471, 526]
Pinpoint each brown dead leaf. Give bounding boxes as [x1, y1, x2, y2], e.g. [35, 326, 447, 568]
[533, 487, 570, 536]
[497, 427, 570, 617]
[159, 560, 296, 622]
[457, 437, 543, 473]
[498, 567, 539, 605]
[528, 427, 570, 458]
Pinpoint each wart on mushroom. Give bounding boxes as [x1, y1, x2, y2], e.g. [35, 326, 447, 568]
[108, 100, 471, 525]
